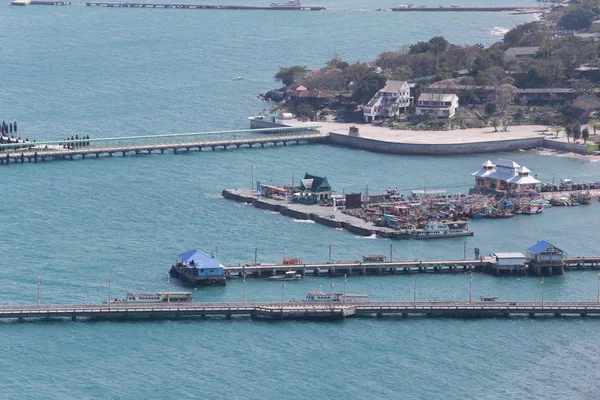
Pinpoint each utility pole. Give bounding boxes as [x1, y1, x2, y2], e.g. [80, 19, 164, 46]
[243, 271, 247, 304]
[328, 245, 332, 264]
[254, 247, 258, 265]
[280, 282, 286, 309]
[251, 165, 255, 190]
[469, 272, 472, 304]
[167, 273, 171, 303]
[343, 274, 347, 304]
[541, 276, 545, 307]
[390, 243, 393, 263]
[463, 242, 467, 261]
[413, 276, 416, 307]
[108, 279, 111, 311]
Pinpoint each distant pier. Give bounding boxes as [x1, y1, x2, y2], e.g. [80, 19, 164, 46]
[391, 6, 545, 12]
[0, 126, 325, 166]
[85, 1, 326, 10]
[4, 301, 600, 322]
[224, 256, 600, 278]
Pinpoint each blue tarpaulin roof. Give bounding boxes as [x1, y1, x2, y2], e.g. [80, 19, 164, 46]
[527, 240, 556, 254]
[178, 249, 222, 269]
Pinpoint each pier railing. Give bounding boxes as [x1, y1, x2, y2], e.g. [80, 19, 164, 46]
[0, 126, 322, 156]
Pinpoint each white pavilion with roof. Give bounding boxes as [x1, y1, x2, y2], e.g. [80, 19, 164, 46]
[471, 159, 540, 192]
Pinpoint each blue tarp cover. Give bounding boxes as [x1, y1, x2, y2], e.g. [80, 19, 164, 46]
[178, 249, 222, 269]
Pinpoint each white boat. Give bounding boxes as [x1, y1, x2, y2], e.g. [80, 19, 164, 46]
[109, 291, 193, 303]
[394, 220, 473, 239]
[269, 271, 302, 281]
[299, 290, 369, 302]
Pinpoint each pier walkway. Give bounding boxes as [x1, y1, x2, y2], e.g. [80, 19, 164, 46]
[224, 257, 600, 277]
[85, 1, 326, 10]
[0, 126, 324, 165]
[3, 301, 600, 322]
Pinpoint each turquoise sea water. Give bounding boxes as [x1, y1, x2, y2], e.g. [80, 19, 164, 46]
[2, 1, 600, 398]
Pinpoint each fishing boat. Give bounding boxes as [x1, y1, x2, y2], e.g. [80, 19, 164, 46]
[394, 220, 473, 239]
[269, 270, 302, 281]
[520, 205, 544, 215]
[109, 291, 193, 303]
[299, 290, 369, 302]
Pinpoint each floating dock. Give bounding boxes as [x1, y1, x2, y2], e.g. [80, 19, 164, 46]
[0, 126, 325, 166]
[85, 1, 326, 9]
[4, 301, 600, 322]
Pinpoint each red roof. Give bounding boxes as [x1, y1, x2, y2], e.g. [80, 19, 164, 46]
[295, 85, 308, 91]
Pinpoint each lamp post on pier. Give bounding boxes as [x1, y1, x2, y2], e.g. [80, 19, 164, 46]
[280, 282, 286, 309]
[108, 279, 111, 311]
[343, 274, 347, 304]
[329, 282, 335, 309]
[412, 276, 416, 307]
[251, 165, 255, 191]
[541, 276, 545, 308]
[37, 276, 40, 308]
[243, 271, 247, 304]
[469, 272, 473, 304]
[167, 272, 171, 304]
[597, 273, 599, 303]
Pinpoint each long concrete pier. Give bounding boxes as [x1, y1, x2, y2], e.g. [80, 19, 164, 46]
[390, 6, 545, 12]
[0, 126, 325, 165]
[224, 257, 600, 278]
[3, 301, 600, 322]
[85, 1, 326, 10]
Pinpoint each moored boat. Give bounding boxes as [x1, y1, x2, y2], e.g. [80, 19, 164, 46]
[109, 291, 193, 303]
[395, 220, 473, 239]
[298, 290, 370, 302]
[269, 270, 302, 281]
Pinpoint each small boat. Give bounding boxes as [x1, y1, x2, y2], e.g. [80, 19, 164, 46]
[269, 270, 302, 281]
[234, 76, 244, 80]
[399, 220, 473, 239]
[109, 291, 193, 303]
[299, 290, 369, 302]
[520, 205, 544, 215]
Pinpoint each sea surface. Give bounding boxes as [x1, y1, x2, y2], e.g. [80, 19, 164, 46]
[2, 1, 599, 399]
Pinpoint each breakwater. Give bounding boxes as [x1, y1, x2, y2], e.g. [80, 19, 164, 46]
[4, 301, 600, 322]
[390, 6, 544, 12]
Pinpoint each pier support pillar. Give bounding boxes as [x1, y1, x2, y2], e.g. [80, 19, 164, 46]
[402, 313, 408, 317]
[314, 268, 320, 276]
[555, 313, 561, 318]
[82, 154, 86, 159]
[122, 151, 126, 157]
[581, 313, 588, 318]
[109, 152, 113, 157]
[34, 152, 38, 163]
[376, 313, 382, 318]
[18, 317, 24, 323]
[161, 149, 164, 154]
[328, 268, 335, 277]
[96, 153, 100, 158]
[529, 313, 536, 318]
[212, 147, 215, 151]
[20, 153, 24, 163]
[226, 314, 232, 320]
[254, 271, 261, 278]
[69, 155, 73, 160]
[71, 316, 77, 321]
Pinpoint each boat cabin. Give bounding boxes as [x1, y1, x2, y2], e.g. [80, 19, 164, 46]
[363, 255, 386, 263]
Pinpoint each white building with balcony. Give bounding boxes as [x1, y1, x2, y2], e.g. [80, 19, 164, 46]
[416, 93, 459, 118]
[363, 80, 412, 122]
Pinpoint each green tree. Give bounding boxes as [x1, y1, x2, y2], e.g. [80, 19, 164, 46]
[560, 7, 595, 31]
[560, 104, 586, 124]
[409, 41, 431, 55]
[484, 103, 497, 116]
[351, 73, 387, 104]
[565, 125, 573, 143]
[582, 126, 590, 143]
[552, 126, 563, 138]
[589, 119, 600, 135]
[326, 55, 349, 70]
[503, 22, 550, 47]
[274, 66, 307, 87]
[490, 117, 500, 132]
[572, 124, 582, 142]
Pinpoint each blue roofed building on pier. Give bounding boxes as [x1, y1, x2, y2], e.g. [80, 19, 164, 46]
[526, 240, 566, 276]
[170, 249, 227, 286]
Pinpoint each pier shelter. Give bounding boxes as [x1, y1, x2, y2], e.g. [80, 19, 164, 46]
[491, 252, 526, 276]
[526, 240, 566, 276]
[471, 159, 540, 193]
[297, 173, 334, 204]
[170, 249, 226, 286]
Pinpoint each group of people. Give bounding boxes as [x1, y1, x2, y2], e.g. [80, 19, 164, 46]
[0, 120, 22, 144]
[61, 135, 91, 149]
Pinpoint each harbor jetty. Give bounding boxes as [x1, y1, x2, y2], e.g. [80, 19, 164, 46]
[390, 5, 545, 12]
[4, 300, 600, 322]
[0, 126, 324, 166]
[85, 1, 326, 10]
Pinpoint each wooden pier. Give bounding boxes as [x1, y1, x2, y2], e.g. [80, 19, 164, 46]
[85, 1, 326, 10]
[224, 257, 600, 278]
[0, 126, 326, 166]
[3, 301, 600, 322]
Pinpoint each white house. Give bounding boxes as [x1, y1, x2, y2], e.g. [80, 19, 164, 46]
[363, 80, 412, 122]
[415, 93, 459, 118]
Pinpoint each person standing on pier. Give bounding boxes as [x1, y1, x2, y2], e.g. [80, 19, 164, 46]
[13, 121, 17, 133]
[9, 123, 13, 134]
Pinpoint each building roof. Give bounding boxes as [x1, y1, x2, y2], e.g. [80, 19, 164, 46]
[494, 159, 520, 169]
[482, 160, 495, 168]
[300, 173, 333, 192]
[527, 240, 562, 255]
[471, 159, 540, 185]
[178, 249, 223, 269]
[293, 89, 333, 99]
[505, 46, 540, 57]
[295, 85, 308, 91]
[493, 252, 526, 259]
[381, 80, 409, 93]
[418, 93, 458, 102]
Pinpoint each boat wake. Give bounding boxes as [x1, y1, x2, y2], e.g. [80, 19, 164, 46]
[490, 26, 509, 37]
[294, 219, 315, 223]
[355, 234, 379, 240]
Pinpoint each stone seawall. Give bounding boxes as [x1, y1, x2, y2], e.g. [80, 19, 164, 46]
[328, 133, 545, 155]
[543, 139, 589, 154]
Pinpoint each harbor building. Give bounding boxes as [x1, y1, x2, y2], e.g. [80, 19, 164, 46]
[415, 93, 459, 118]
[297, 173, 334, 204]
[471, 159, 540, 193]
[363, 80, 412, 122]
[491, 252, 526, 276]
[170, 249, 226, 286]
[526, 240, 566, 276]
